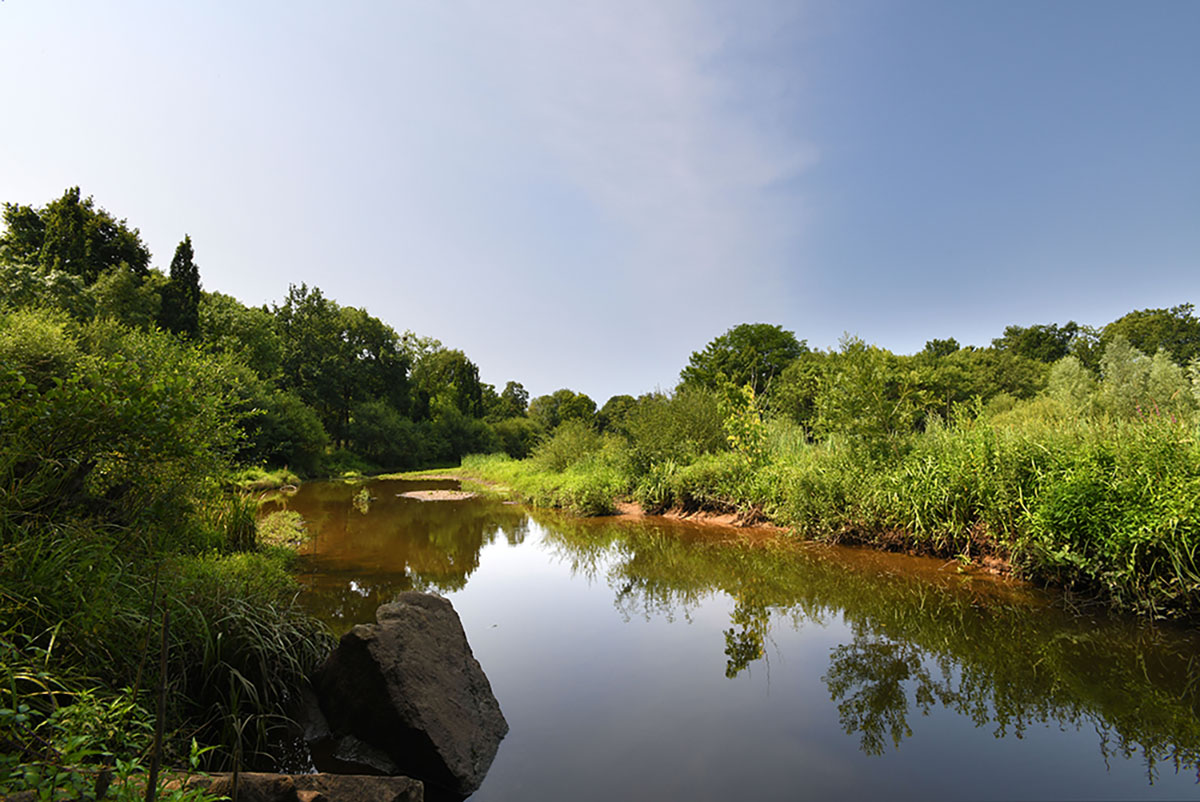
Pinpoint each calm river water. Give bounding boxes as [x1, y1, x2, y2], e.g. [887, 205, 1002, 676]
[270, 478, 1200, 801]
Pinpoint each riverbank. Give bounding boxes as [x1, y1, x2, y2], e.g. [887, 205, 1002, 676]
[450, 410, 1200, 620]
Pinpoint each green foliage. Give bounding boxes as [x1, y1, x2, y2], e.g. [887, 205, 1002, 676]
[1047, 355, 1098, 414]
[86, 265, 167, 330]
[720, 384, 768, 466]
[1096, 336, 1194, 420]
[597, 394, 637, 434]
[1, 311, 240, 539]
[198, 291, 284, 379]
[992, 321, 1084, 363]
[273, 283, 410, 445]
[0, 261, 93, 319]
[160, 236, 202, 338]
[815, 336, 921, 455]
[0, 633, 226, 801]
[489, 380, 529, 421]
[245, 389, 329, 476]
[428, 401, 502, 463]
[168, 551, 334, 767]
[527, 388, 597, 431]
[0, 187, 151, 283]
[680, 322, 808, 396]
[531, 419, 605, 472]
[348, 399, 428, 471]
[1103, 303, 1200, 365]
[492, 416, 541, 459]
[622, 387, 726, 473]
[463, 450, 628, 516]
[767, 355, 825, 429]
[410, 347, 486, 420]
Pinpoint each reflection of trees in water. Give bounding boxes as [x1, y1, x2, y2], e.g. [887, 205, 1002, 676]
[539, 512, 1200, 776]
[824, 636, 949, 755]
[283, 480, 529, 634]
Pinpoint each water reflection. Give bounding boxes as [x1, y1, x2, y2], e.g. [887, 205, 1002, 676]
[535, 510, 1200, 779]
[277, 480, 1200, 788]
[262, 479, 527, 633]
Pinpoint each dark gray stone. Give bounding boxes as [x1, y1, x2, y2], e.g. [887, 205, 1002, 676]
[330, 734, 401, 775]
[314, 593, 508, 797]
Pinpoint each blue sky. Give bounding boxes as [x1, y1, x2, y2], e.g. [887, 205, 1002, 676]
[2, 1, 1197, 403]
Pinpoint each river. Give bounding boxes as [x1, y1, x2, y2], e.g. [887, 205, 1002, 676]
[268, 477, 1200, 801]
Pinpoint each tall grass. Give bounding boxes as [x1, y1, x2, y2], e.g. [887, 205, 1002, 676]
[462, 404, 1200, 618]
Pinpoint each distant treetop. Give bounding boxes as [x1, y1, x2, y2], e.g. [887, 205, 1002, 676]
[680, 322, 808, 395]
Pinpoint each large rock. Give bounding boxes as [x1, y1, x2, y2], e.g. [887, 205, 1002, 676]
[314, 593, 508, 797]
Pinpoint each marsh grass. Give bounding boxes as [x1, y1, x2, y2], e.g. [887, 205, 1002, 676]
[463, 408, 1200, 618]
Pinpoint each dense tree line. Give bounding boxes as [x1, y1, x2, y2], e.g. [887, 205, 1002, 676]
[0, 187, 536, 476]
[5, 186, 1200, 480]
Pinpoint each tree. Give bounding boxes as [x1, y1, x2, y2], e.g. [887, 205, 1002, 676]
[0, 261, 93, 319]
[499, 381, 529, 418]
[87, 265, 168, 330]
[161, 235, 202, 338]
[0, 187, 150, 283]
[680, 323, 807, 396]
[597, 394, 637, 434]
[622, 388, 725, 471]
[198, 291, 284, 379]
[1102, 304, 1200, 365]
[768, 355, 826, 430]
[815, 336, 922, 454]
[922, 338, 960, 359]
[528, 388, 596, 431]
[1047, 356, 1097, 414]
[273, 283, 410, 444]
[410, 348, 485, 420]
[992, 322, 1081, 363]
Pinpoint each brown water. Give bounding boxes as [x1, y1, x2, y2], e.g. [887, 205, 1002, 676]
[268, 478, 1200, 801]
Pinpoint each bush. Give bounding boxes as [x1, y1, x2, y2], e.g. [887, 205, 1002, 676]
[493, 416, 542, 459]
[531, 419, 604, 472]
[249, 390, 329, 476]
[349, 399, 428, 470]
[623, 388, 725, 473]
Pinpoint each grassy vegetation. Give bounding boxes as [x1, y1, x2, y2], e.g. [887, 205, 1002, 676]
[462, 398, 1200, 619]
[229, 466, 302, 492]
[0, 309, 334, 798]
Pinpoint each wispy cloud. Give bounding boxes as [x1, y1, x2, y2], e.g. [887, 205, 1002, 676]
[474, 1, 817, 304]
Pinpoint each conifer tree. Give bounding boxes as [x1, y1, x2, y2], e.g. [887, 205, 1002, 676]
[161, 235, 201, 337]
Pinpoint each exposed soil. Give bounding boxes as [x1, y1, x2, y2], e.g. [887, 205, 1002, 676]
[612, 502, 786, 534]
[399, 490, 477, 502]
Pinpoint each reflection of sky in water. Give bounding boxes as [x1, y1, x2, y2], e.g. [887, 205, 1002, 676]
[282, 480, 1200, 801]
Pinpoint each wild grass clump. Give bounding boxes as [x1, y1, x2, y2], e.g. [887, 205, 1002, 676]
[167, 550, 334, 768]
[231, 466, 301, 492]
[256, 510, 308, 549]
[0, 632, 225, 801]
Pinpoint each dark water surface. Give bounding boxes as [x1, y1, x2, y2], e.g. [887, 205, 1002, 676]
[268, 478, 1200, 801]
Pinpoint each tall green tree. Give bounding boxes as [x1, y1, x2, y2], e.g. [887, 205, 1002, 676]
[410, 348, 486, 420]
[161, 235, 202, 338]
[680, 323, 808, 396]
[499, 381, 529, 418]
[0, 187, 150, 283]
[198, 291, 284, 379]
[992, 322, 1081, 363]
[528, 388, 597, 431]
[273, 284, 410, 444]
[1102, 304, 1200, 365]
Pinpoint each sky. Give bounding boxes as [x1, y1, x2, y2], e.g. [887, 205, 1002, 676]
[2, 1, 1198, 403]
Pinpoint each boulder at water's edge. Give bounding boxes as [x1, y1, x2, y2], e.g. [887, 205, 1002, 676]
[314, 593, 508, 797]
